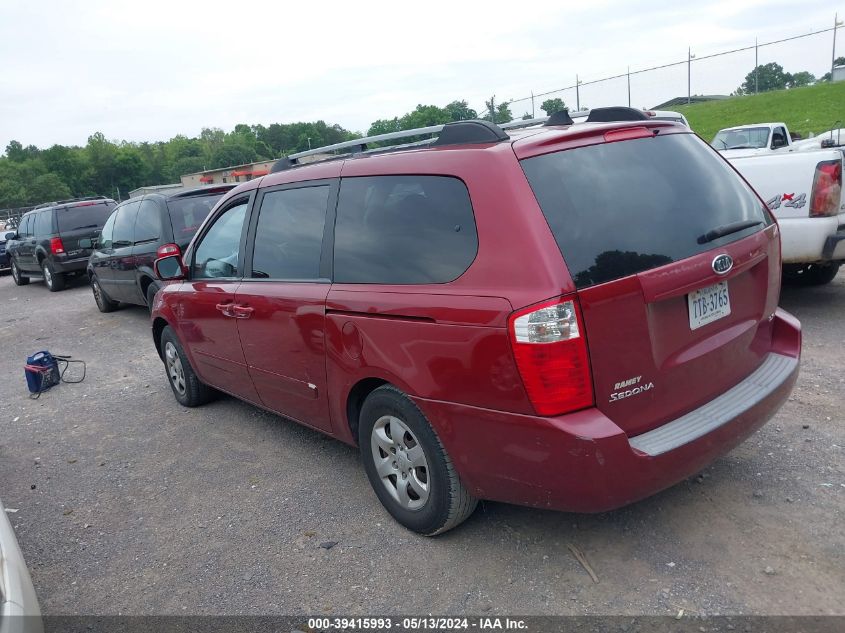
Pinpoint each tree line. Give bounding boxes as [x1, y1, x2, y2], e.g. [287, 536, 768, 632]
[0, 95, 578, 209]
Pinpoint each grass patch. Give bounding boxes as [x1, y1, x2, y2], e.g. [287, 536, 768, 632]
[675, 82, 845, 141]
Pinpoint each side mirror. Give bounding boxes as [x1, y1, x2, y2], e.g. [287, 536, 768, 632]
[79, 238, 93, 249]
[154, 254, 187, 281]
[3, 231, 15, 241]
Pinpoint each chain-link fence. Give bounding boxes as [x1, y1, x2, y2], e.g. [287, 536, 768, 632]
[484, 21, 842, 120]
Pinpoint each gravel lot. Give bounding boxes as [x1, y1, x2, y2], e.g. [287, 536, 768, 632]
[0, 270, 842, 616]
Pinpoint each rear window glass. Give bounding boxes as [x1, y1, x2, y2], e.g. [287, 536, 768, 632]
[333, 176, 478, 284]
[56, 202, 115, 234]
[167, 193, 227, 238]
[521, 133, 771, 289]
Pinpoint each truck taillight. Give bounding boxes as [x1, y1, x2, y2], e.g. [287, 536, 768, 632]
[508, 297, 594, 416]
[49, 237, 65, 254]
[809, 159, 842, 217]
[156, 243, 181, 258]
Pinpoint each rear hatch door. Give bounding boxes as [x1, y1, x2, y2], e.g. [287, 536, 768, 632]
[56, 200, 116, 256]
[520, 129, 780, 436]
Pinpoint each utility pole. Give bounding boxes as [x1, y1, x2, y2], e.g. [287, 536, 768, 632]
[833, 13, 843, 79]
[489, 95, 496, 124]
[307, 137, 312, 150]
[755, 38, 759, 94]
[687, 48, 695, 104]
[627, 66, 631, 107]
[531, 91, 535, 118]
[575, 74, 581, 111]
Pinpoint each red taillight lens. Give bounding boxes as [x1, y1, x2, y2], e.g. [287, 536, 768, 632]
[156, 243, 181, 258]
[810, 159, 842, 217]
[49, 237, 65, 254]
[508, 296, 594, 416]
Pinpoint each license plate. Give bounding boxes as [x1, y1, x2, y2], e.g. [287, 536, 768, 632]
[688, 281, 731, 330]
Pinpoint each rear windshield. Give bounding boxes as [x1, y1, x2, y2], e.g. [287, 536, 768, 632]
[521, 133, 771, 289]
[56, 202, 115, 234]
[167, 193, 227, 238]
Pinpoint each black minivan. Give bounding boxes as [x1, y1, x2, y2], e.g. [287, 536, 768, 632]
[86, 185, 235, 312]
[7, 197, 117, 291]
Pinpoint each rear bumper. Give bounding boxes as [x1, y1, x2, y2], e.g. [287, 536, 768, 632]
[416, 308, 801, 513]
[779, 215, 845, 263]
[50, 257, 88, 274]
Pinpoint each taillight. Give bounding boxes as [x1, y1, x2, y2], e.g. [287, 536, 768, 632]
[156, 243, 181, 258]
[508, 296, 594, 416]
[809, 160, 842, 217]
[50, 237, 65, 254]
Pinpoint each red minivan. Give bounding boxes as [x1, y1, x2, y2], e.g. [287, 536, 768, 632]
[150, 110, 801, 535]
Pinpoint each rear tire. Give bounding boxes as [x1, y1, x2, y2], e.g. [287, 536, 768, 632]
[160, 326, 214, 407]
[42, 260, 65, 292]
[91, 276, 119, 313]
[359, 385, 477, 535]
[11, 260, 29, 286]
[783, 263, 840, 286]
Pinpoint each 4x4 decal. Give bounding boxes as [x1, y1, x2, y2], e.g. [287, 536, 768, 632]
[766, 193, 806, 210]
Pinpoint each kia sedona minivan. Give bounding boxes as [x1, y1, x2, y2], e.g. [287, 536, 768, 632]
[149, 109, 801, 535]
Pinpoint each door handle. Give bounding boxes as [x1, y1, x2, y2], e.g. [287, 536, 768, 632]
[215, 302, 235, 317]
[231, 305, 254, 319]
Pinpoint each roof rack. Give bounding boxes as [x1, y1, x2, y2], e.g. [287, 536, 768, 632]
[33, 195, 109, 210]
[271, 119, 509, 173]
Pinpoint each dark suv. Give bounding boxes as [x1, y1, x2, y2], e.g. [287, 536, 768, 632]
[7, 197, 116, 291]
[150, 110, 801, 535]
[85, 185, 235, 312]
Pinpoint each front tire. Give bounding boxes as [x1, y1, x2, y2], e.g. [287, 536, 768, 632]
[11, 260, 29, 286]
[91, 276, 119, 313]
[160, 326, 214, 407]
[42, 260, 65, 292]
[359, 385, 477, 535]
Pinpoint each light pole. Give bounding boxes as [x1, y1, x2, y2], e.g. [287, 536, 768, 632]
[833, 13, 844, 79]
[575, 75, 583, 111]
[687, 48, 695, 104]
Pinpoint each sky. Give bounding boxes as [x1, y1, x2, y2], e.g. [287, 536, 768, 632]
[0, 0, 841, 151]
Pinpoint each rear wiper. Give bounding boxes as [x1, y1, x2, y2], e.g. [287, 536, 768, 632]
[697, 220, 763, 244]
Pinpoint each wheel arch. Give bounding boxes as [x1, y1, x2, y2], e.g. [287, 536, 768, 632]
[345, 377, 389, 446]
[152, 316, 169, 360]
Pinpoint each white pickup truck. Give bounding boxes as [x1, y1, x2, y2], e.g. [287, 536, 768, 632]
[727, 147, 845, 284]
[712, 122, 796, 158]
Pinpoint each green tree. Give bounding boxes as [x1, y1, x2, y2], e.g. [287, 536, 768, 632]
[444, 100, 478, 121]
[786, 71, 815, 88]
[736, 62, 790, 94]
[482, 98, 513, 124]
[367, 118, 402, 137]
[28, 173, 72, 202]
[5, 140, 40, 162]
[540, 97, 566, 115]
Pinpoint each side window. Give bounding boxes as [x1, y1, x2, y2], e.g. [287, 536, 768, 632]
[35, 211, 53, 236]
[19, 215, 33, 237]
[99, 211, 117, 250]
[251, 186, 329, 280]
[193, 201, 248, 279]
[333, 176, 478, 284]
[134, 200, 162, 243]
[113, 201, 140, 247]
[772, 127, 787, 148]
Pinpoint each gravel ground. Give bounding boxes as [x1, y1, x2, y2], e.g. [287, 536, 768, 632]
[0, 270, 842, 616]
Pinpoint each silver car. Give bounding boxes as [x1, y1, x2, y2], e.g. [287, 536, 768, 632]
[0, 500, 41, 633]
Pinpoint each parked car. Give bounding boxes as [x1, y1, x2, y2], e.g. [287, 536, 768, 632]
[711, 122, 796, 158]
[6, 197, 116, 291]
[150, 110, 801, 535]
[84, 185, 235, 312]
[0, 231, 14, 272]
[0, 498, 42, 633]
[726, 147, 844, 285]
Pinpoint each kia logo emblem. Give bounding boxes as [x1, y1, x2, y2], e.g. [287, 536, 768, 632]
[712, 254, 733, 275]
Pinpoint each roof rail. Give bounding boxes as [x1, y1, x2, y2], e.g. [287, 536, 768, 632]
[270, 119, 508, 172]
